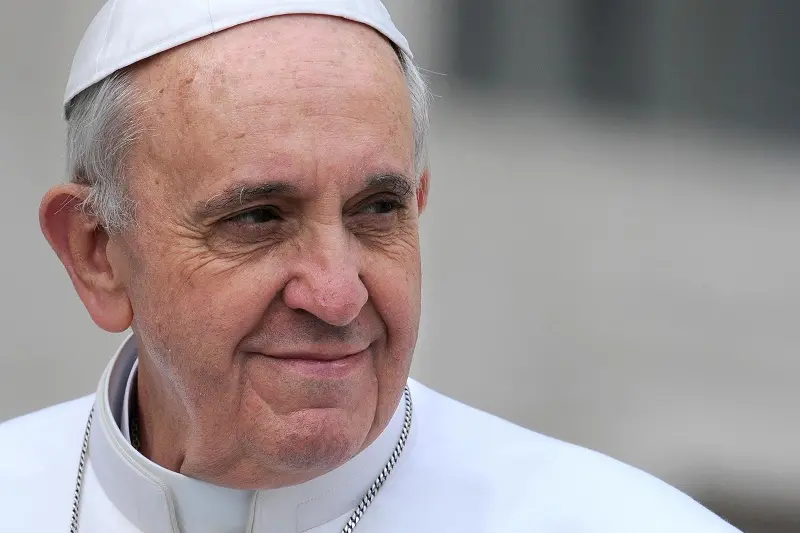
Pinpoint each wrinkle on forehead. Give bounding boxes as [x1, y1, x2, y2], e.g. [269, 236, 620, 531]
[134, 15, 404, 121]
[127, 14, 411, 194]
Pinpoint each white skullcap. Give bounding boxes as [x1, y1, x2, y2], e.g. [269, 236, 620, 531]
[65, 0, 412, 114]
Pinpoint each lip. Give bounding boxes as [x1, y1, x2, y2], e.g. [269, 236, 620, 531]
[268, 348, 371, 362]
[262, 348, 371, 378]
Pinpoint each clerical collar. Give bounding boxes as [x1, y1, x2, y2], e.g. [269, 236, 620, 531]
[89, 333, 413, 533]
[120, 356, 138, 443]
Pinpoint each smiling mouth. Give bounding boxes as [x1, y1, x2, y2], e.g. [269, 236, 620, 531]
[268, 348, 370, 362]
[261, 348, 372, 378]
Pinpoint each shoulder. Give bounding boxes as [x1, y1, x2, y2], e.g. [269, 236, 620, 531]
[0, 395, 95, 459]
[0, 396, 95, 529]
[407, 380, 740, 532]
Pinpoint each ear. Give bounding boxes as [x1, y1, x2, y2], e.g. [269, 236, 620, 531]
[416, 169, 430, 214]
[39, 184, 133, 333]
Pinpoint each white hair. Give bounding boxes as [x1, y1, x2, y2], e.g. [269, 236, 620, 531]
[65, 49, 431, 233]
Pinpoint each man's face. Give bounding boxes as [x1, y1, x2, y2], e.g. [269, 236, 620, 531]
[112, 16, 421, 488]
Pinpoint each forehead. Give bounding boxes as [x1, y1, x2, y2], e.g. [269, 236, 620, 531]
[129, 15, 412, 203]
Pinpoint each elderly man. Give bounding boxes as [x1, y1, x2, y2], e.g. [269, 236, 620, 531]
[1, 1, 740, 532]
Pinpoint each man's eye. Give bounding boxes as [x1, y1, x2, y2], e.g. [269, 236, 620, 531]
[226, 207, 281, 225]
[361, 199, 403, 215]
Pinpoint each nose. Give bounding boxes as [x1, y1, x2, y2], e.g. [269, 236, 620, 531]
[282, 229, 368, 327]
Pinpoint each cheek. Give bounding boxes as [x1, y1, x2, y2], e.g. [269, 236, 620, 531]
[364, 246, 422, 352]
[129, 247, 286, 371]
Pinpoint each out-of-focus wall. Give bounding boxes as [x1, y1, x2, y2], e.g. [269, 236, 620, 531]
[415, 95, 800, 530]
[1, 1, 797, 530]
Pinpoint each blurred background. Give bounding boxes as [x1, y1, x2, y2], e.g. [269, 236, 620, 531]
[1, 1, 798, 531]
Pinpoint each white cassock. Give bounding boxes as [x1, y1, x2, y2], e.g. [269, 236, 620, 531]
[1, 335, 740, 533]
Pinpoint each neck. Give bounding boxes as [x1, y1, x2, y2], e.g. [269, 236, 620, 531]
[134, 359, 189, 473]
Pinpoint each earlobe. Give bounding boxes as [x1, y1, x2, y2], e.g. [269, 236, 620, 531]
[40, 184, 133, 333]
[417, 170, 430, 214]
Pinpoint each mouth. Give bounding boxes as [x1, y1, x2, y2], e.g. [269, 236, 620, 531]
[268, 347, 371, 362]
[259, 347, 372, 378]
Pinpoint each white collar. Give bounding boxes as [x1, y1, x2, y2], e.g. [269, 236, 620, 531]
[120, 356, 138, 443]
[90, 333, 411, 533]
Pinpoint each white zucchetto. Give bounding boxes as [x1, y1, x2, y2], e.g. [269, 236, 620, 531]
[65, 0, 412, 113]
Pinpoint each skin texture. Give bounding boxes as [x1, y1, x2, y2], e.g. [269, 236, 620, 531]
[40, 15, 430, 490]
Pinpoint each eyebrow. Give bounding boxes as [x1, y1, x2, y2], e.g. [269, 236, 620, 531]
[363, 173, 415, 198]
[195, 182, 299, 220]
[194, 173, 415, 220]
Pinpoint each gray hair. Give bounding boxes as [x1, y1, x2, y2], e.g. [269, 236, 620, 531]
[65, 49, 431, 233]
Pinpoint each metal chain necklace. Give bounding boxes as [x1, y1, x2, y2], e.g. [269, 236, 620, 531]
[70, 387, 412, 533]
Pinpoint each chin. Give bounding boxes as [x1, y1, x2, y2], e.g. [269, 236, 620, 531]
[235, 385, 377, 481]
[271, 408, 367, 473]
